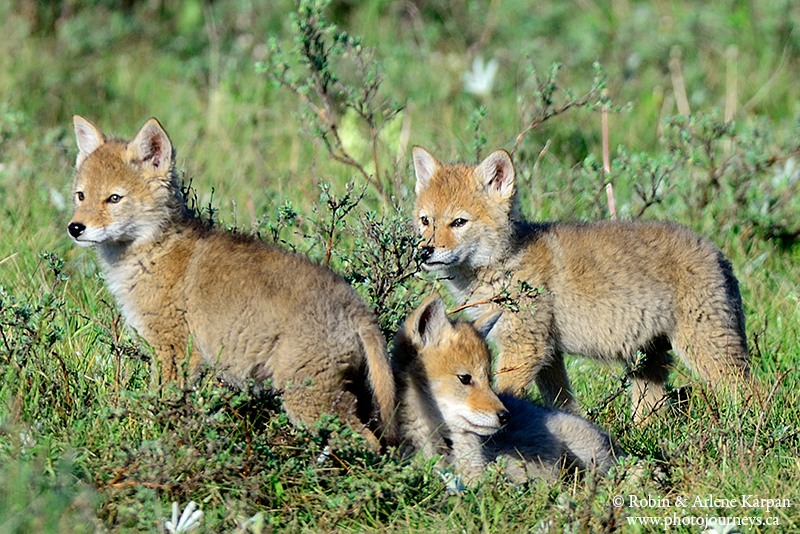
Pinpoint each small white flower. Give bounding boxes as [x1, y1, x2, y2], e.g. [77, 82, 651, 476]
[18, 429, 36, 454]
[50, 187, 66, 211]
[702, 524, 743, 534]
[435, 468, 466, 494]
[463, 56, 499, 98]
[772, 156, 799, 188]
[235, 512, 265, 534]
[165, 501, 203, 533]
[316, 445, 331, 464]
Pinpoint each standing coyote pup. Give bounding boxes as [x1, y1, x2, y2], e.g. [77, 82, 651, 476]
[67, 116, 396, 444]
[393, 295, 624, 485]
[412, 146, 750, 421]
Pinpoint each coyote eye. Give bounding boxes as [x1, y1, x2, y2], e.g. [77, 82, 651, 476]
[107, 194, 122, 203]
[76, 192, 84, 201]
[451, 218, 468, 228]
[420, 216, 430, 226]
[457, 374, 472, 385]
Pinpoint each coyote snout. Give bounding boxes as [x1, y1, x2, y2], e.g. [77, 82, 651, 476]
[67, 222, 85, 239]
[418, 246, 434, 263]
[434, 371, 510, 436]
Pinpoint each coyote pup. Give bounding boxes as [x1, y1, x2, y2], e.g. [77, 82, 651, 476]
[67, 116, 396, 443]
[412, 146, 750, 421]
[393, 295, 624, 484]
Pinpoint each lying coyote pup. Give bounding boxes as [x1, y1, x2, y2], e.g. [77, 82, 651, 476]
[67, 116, 395, 444]
[412, 146, 750, 421]
[393, 294, 624, 484]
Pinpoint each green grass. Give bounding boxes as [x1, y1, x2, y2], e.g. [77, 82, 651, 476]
[1, 0, 799, 532]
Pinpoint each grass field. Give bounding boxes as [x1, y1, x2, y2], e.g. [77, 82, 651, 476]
[1, 0, 799, 532]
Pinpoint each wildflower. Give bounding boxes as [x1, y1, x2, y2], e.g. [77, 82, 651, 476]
[772, 156, 799, 188]
[702, 524, 743, 534]
[436, 469, 466, 494]
[316, 445, 332, 464]
[165, 501, 203, 533]
[463, 56, 499, 98]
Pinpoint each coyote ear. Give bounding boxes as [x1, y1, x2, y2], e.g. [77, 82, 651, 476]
[73, 115, 105, 168]
[410, 294, 452, 348]
[474, 149, 515, 200]
[473, 310, 502, 339]
[412, 146, 438, 195]
[128, 118, 173, 174]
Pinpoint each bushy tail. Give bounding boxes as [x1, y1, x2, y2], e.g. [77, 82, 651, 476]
[358, 324, 399, 444]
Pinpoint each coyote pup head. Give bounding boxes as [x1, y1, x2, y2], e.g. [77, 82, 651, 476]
[412, 147, 516, 272]
[68, 116, 183, 249]
[395, 294, 508, 436]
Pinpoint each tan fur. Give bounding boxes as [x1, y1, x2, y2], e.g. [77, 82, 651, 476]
[67, 116, 396, 444]
[393, 295, 624, 485]
[412, 146, 750, 422]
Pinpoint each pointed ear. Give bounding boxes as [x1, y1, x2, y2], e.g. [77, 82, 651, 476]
[473, 310, 502, 339]
[412, 146, 438, 195]
[73, 115, 105, 168]
[474, 149, 515, 200]
[410, 294, 452, 349]
[127, 118, 173, 173]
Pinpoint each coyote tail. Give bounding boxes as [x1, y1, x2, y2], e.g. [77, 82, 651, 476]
[358, 325, 398, 443]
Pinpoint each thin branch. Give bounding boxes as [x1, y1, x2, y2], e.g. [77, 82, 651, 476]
[513, 97, 590, 156]
[447, 298, 498, 315]
[606, 183, 617, 220]
[492, 364, 524, 376]
[601, 103, 610, 174]
[52, 351, 73, 408]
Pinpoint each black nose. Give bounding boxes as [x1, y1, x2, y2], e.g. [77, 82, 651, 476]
[68, 222, 85, 238]
[419, 246, 434, 262]
[498, 410, 510, 426]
